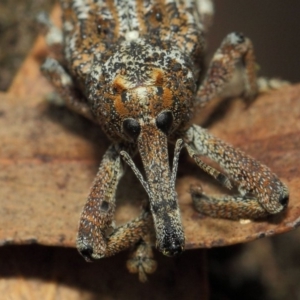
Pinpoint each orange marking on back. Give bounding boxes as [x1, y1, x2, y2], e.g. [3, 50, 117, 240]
[114, 95, 129, 117]
[162, 87, 174, 109]
[153, 69, 164, 86]
[113, 75, 133, 92]
[113, 79, 126, 94]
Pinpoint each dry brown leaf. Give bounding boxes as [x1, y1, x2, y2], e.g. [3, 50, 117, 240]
[1, 5, 300, 250]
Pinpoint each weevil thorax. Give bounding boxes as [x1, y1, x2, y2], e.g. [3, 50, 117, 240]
[87, 38, 198, 142]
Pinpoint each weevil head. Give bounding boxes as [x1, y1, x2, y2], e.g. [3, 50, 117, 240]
[87, 40, 197, 142]
[86, 41, 197, 255]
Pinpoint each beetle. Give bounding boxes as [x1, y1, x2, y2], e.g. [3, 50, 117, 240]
[40, 0, 289, 281]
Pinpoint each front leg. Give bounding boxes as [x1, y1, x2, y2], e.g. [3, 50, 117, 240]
[184, 125, 289, 219]
[77, 143, 156, 281]
[77, 143, 149, 257]
[126, 237, 157, 283]
[77, 143, 124, 259]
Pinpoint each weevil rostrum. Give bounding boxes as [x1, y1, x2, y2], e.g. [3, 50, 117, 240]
[41, 0, 289, 281]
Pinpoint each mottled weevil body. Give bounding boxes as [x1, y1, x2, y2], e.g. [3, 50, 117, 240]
[41, 0, 289, 281]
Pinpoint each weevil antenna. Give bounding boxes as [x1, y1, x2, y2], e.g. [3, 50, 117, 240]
[120, 150, 153, 198]
[171, 139, 184, 189]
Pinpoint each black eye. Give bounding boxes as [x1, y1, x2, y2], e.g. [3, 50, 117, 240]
[123, 118, 141, 140]
[279, 194, 289, 208]
[156, 111, 173, 134]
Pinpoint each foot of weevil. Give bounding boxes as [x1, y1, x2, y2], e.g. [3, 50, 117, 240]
[127, 240, 157, 282]
[78, 244, 96, 262]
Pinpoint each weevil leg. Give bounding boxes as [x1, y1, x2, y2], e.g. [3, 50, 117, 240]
[126, 237, 157, 283]
[126, 200, 157, 282]
[76, 143, 124, 260]
[196, 32, 258, 107]
[38, 15, 92, 119]
[36, 12, 63, 59]
[256, 76, 290, 93]
[184, 125, 289, 219]
[185, 144, 233, 190]
[190, 185, 269, 219]
[77, 143, 153, 260]
[171, 0, 214, 32]
[195, 0, 214, 31]
[103, 212, 154, 257]
[41, 57, 94, 121]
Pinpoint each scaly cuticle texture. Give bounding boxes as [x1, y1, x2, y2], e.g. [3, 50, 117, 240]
[41, 0, 289, 281]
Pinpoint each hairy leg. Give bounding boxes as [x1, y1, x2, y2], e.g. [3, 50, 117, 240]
[76, 143, 124, 259]
[77, 142, 157, 279]
[195, 31, 290, 108]
[38, 13, 94, 121]
[184, 125, 289, 219]
[37, 12, 64, 60]
[196, 32, 258, 107]
[196, 0, 214, 31]
[126, 237, 157, 282]
[76, 143, 142, 257]
[41, 57, 94, 121]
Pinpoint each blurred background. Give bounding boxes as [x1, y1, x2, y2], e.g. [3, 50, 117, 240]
[0, 1, 300, 299]
[211, 0, 300, 83]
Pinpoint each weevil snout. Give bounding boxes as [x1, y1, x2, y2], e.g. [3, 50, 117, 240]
[159, 229, 185, 257]
[121, 118, 186, 256]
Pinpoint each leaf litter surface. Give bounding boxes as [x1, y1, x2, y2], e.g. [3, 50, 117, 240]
[1, 13, 300, 250]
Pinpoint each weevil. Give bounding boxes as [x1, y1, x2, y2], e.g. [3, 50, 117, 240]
[40, 0, 289, 281]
